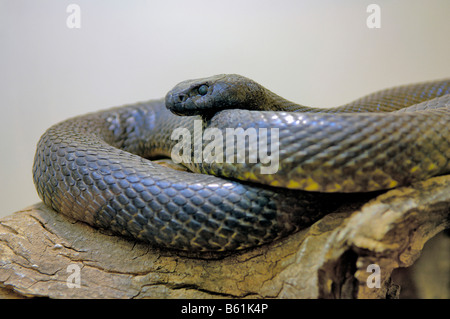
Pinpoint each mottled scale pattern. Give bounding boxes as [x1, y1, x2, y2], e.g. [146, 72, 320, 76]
[199, 103, 450, 192]
[33, 77, 450, 251]
[168, 79, 450, 192]
[269, 79, 450, 113]
[33, 101, 340, 251]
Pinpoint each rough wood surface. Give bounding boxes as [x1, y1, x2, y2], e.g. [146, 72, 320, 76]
[0, 175, 449, 299]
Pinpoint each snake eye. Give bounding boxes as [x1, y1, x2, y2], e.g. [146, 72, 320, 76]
[197, 84, 208, 96]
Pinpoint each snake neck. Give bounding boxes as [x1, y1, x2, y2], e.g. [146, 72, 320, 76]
[263, 89, 320, 113]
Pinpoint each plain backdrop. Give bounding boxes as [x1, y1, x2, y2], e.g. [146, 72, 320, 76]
[1, 0, 449, 217]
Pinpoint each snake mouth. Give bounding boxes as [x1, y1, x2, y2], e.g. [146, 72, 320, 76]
[165, 92, 202, 116]
[165, 87, 222, 117]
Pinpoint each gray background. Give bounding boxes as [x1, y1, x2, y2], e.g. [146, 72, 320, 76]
[1, 0, 449, 217]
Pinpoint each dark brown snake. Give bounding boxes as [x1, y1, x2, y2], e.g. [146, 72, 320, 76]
[33, 74, 450, 251]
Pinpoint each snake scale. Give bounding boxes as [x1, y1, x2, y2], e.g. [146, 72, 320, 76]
[33, 74, 450, 251]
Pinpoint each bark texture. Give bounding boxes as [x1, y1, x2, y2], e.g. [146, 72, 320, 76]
[0, 175, 449, 299]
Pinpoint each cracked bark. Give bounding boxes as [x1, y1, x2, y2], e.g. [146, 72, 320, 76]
[0, 175, 449, 299]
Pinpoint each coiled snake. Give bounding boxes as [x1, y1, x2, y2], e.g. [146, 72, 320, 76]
[33, 74, 450, 251]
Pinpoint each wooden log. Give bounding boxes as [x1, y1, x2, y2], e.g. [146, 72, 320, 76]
[0, 175, 448, 299]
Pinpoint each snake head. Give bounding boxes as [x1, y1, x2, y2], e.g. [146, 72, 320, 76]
[165, 74, 267, 116]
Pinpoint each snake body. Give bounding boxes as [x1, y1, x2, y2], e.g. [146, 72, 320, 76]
[33, 75, 450, 251]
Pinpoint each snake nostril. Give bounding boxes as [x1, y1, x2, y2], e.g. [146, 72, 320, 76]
[178, 94, 188, 103]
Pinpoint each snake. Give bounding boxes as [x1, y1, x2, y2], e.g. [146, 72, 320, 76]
[33, 74, 450, 251]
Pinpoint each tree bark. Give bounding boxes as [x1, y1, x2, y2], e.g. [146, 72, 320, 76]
[0, 175, 449, 299]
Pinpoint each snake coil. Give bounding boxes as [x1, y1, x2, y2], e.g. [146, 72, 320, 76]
[33, 74, 450, 251]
